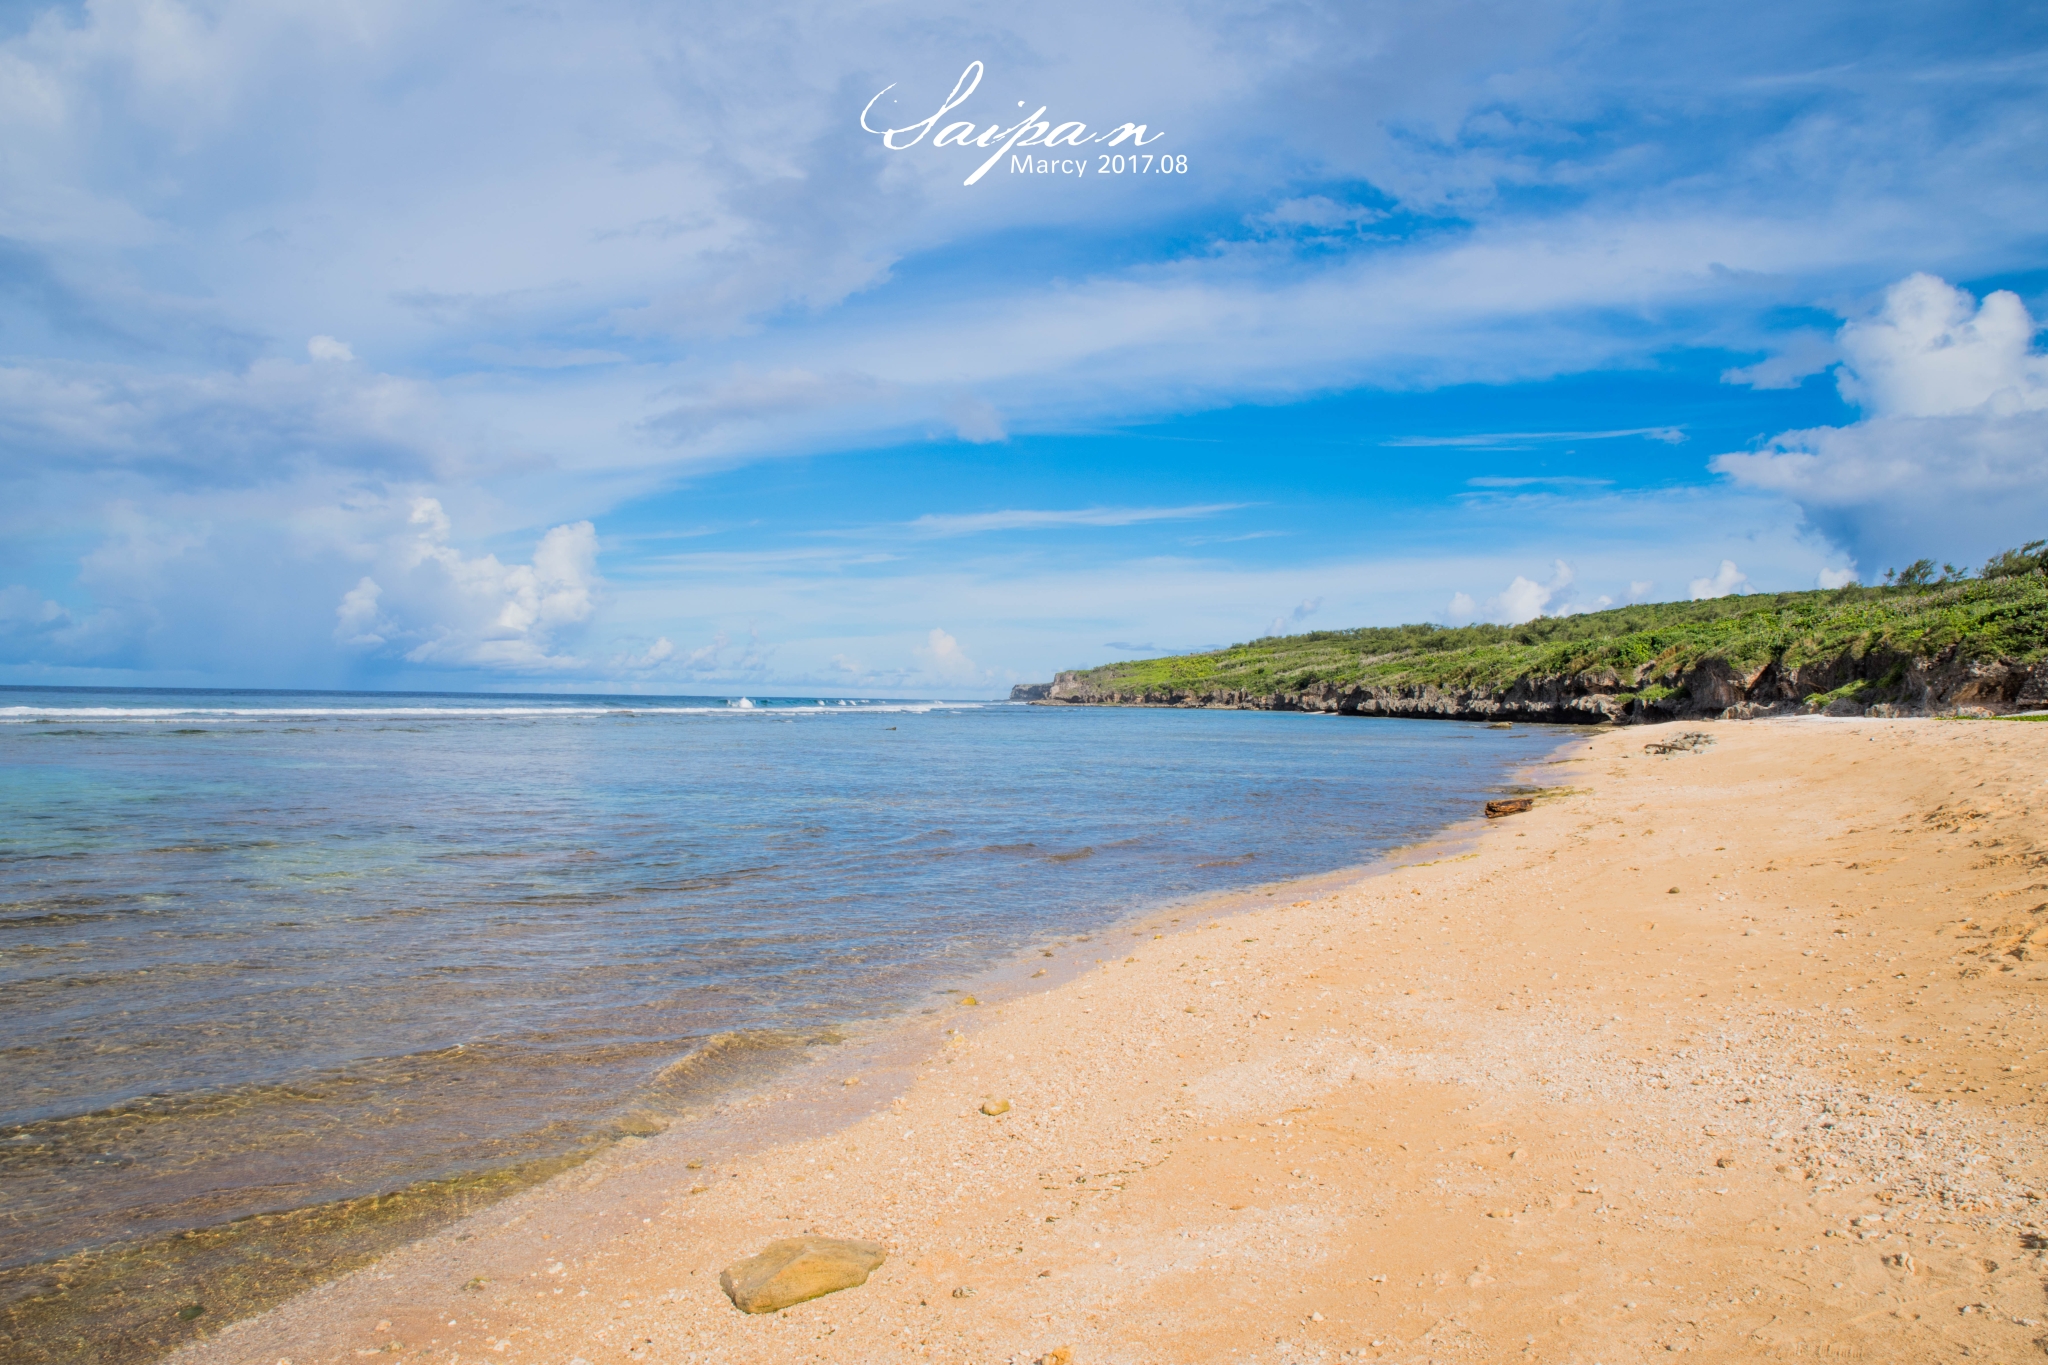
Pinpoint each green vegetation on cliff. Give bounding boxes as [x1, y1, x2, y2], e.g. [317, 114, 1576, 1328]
[1066, 570, 2048, 699]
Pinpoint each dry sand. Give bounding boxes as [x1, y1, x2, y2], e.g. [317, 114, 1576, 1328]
[175, 717, 2048, 1365]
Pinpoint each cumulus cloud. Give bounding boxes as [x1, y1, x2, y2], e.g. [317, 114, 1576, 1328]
[1714, 275, 2048, 571]
[1817, 566, 1858, 589]
[1488, 561, 1574, 624]
[916, 627, 983, 687]
[1268, 596, 1322, 635]
[1688, 559, 1749, 600]
[307, 335, 354, 363]
[1835, 274, 2047, 418]
[1447, 561, 1611, 625]
[334, 576, 384, 647]
[334, 498, 599, 670]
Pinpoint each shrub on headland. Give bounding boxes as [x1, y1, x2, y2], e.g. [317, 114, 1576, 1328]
[1981, 539, 2048, 580]
[1050, 540, 2047, 713]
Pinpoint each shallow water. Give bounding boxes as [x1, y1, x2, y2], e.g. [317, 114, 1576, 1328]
[0, 685, 1571, 1357]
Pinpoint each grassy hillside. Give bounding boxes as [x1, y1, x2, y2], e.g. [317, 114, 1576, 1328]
[1063, 571, 2048, 701]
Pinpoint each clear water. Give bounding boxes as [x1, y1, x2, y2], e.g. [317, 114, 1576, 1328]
[0, 685, 1570, 1350]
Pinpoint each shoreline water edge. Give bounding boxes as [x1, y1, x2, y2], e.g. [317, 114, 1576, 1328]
[1, 697, 1576, 1364]
[153, 714, 2048, 1364]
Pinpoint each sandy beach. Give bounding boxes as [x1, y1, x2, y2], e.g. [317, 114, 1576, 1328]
[173, 716, 2048, 1365]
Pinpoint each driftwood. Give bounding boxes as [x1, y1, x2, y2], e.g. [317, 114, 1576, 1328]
[1485, 798, 1534, 819]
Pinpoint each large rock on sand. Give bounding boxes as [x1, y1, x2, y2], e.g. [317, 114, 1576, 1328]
[718, 1236, 887, 1313]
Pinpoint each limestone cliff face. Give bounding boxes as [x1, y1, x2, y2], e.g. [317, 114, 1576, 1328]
[1023, 645, 2045, 723]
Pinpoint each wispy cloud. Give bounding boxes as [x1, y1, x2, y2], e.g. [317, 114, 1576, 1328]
[1387, 428, 1687, 449]
[1463, 476, 1617, 489]
[897, 504, 1249, 538]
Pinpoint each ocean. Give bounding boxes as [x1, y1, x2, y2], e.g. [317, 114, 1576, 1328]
[0, 685, 1575, 1360]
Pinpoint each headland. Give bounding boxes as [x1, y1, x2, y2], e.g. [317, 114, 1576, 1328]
[1013, 570, 2048, 724]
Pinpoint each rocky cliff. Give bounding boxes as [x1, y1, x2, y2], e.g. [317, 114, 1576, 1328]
[1015, 644, 2046, 724]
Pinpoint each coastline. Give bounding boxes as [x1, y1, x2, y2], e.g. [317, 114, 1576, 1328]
[174, 716, 2048, 1363]
[6, 701, 1556, 1365]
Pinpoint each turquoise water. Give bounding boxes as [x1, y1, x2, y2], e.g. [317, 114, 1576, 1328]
[0, 686, 1567, 1284]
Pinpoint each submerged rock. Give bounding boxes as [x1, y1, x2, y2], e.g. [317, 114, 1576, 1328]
[718, 1235, 887, 1314]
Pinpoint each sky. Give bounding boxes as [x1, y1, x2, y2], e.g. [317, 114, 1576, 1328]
[2, 0, 2046, 697]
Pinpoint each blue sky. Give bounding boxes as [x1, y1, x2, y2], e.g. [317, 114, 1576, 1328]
[3, 0, 2046, 695]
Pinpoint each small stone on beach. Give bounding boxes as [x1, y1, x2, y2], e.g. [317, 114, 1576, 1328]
[718, 1235, 887, 1314]
[981, 1099, 1011, 1116]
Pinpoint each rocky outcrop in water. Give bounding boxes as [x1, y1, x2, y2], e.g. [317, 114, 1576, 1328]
[1015, 646, 2047, 724]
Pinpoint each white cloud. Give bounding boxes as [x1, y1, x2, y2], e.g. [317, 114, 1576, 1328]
[1627, 580, 1653, 602]
[1391, 428, 1684, 449]
[0, 351, 461, 486]
[1689, 559, 1749, 599]
[608, 636, 674, 671]
[334, 498, 600, 670]
[1465, 476, 1615, 488]
[898, 504, 1244, 538]
[1268, 596, 1322, 634]
[1483, 560, 1574, 624]
[334, 576, 384, 646]
[1552, 593, 1613, 617]
[1835, 274, 2047, 418]
[307, 335, 354, 363]
[644, 369, 890, 444]
[1720, 329, 1836, 390]
[1445, 591, 1477, 625]
[1249, 196, 1386, 235]
[1713, 274, 2048, 572]
[1817, 566, 1857, 588]
[947, 395, 1007, 444]
[916, 627, 982, 687]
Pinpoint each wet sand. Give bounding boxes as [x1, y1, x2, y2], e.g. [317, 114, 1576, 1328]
[173, 717, 2048, 1364]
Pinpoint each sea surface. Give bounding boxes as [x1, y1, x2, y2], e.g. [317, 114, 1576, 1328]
[0, 685, 1573, 1359]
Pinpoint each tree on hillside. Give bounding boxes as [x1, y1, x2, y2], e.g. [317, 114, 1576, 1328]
[1885, 559, 1936, 587]
[1983, 539, 2048, 578]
